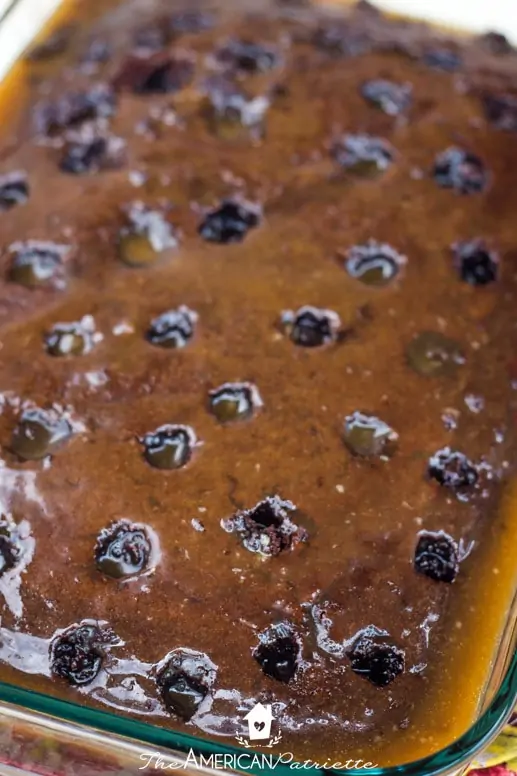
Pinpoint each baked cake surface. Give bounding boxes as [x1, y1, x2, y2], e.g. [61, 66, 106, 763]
[0, 0, 516, 766]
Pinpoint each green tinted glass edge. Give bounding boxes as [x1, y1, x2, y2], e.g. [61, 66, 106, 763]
[0, 651, 515, 776]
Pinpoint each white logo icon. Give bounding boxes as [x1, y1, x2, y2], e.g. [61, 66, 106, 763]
[244, 702, 274, 741]
[235, 702, 282, 748]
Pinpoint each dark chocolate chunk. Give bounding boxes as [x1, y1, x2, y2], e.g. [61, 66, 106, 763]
[312, 23, 370, 57]
[433, 147, 488, 194]
[8, 241, 68, 289]
[281, 305, 342, 347]
[483, 93, 517, 131]
[156, 649, 215, 720]
[347, 626, 405, 687]
[95, 519, 157, 579]
[361, 79, 412, 115]
[217, 39, 280, 73]
[332, 134, 395, 177]
[0, 172, 30, 211]
[50, 621, 119, 686]
[60, 130, 126, 175]
[35, 84, 116, 136]
[428, 447, 478, 490]
[414, 530, 460, 583]
[199, 199, 261, 244]
[422, 48, 462, 71]
[253, 622, 301, 683]
[146, 307, 197, 348]
[452, 239, 499, 285]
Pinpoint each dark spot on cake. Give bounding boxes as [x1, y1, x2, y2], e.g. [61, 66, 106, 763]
[119, 202, 178, 266]
[452, 239, 499, 286]
[209, 382, 263, 423]
[50, 621, 119, 686]
[60, 130, 126, 175]
[0, 172, 30, 211]
[199, 199, 261, 244]
[26, 25, 74, 61]
[343, 411, 398, 458]
[140, 425, 198, 470]
[406, 331, 465, 377]
[253, 622, 301, 683]
[422, 48, 462, 72]
[94, 519, 157, 579]
[221, 495, 308, 556]
[360, 79, 412, 115]
[159, 669, 208, 719]
[204, 79, 269, 140]
[217, 39, 280, 73]
[113, 51, 194, 94]
[347, 626, 405, 687]
[11, 407, 73, 461]
[414, 530, 460, 583]
[60, 136, 110, 175]
[432, 147, 488, 194]
[478, 31, 513, 56]
[280, 305, 342, 347]
[156, 649, 215, 720]
[0, 515, 32, 588]
[332, 134, 395, 177]
[345, 240, 405, 286]
[0, 520, 21, 577]
[482, 93, 517, 132]
[7, 241, 68, 289]
[312, 23, 370, 57]
[146, 306, 197, 348]
[271, 82, 290, 101]
[44, 317, 96, 357]
[34, 84, 116, 136]
[428, 447, 478, 490]
[170, 10, 216, 35]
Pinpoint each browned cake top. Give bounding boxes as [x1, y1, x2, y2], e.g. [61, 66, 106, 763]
[0, 0, 516, 767]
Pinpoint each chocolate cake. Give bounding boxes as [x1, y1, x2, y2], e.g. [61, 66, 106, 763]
[0, 0, 516, 766]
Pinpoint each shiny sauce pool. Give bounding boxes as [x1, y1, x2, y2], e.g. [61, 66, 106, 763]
[0, 0, 516, 766]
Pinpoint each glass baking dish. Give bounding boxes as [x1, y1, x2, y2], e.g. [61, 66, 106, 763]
[0, 599, 515, 775]
[0, 0, 516, 774]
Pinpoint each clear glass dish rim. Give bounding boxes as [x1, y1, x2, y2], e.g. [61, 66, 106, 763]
[0, 0, 516, 773]
[0, 652, 515, 776]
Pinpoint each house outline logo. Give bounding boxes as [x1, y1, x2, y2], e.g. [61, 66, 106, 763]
[244, 702, 274, 741]
[235, 702, 282, 748]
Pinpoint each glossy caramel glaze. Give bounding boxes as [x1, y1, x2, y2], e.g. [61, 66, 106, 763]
[0, 0, 517, 766]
